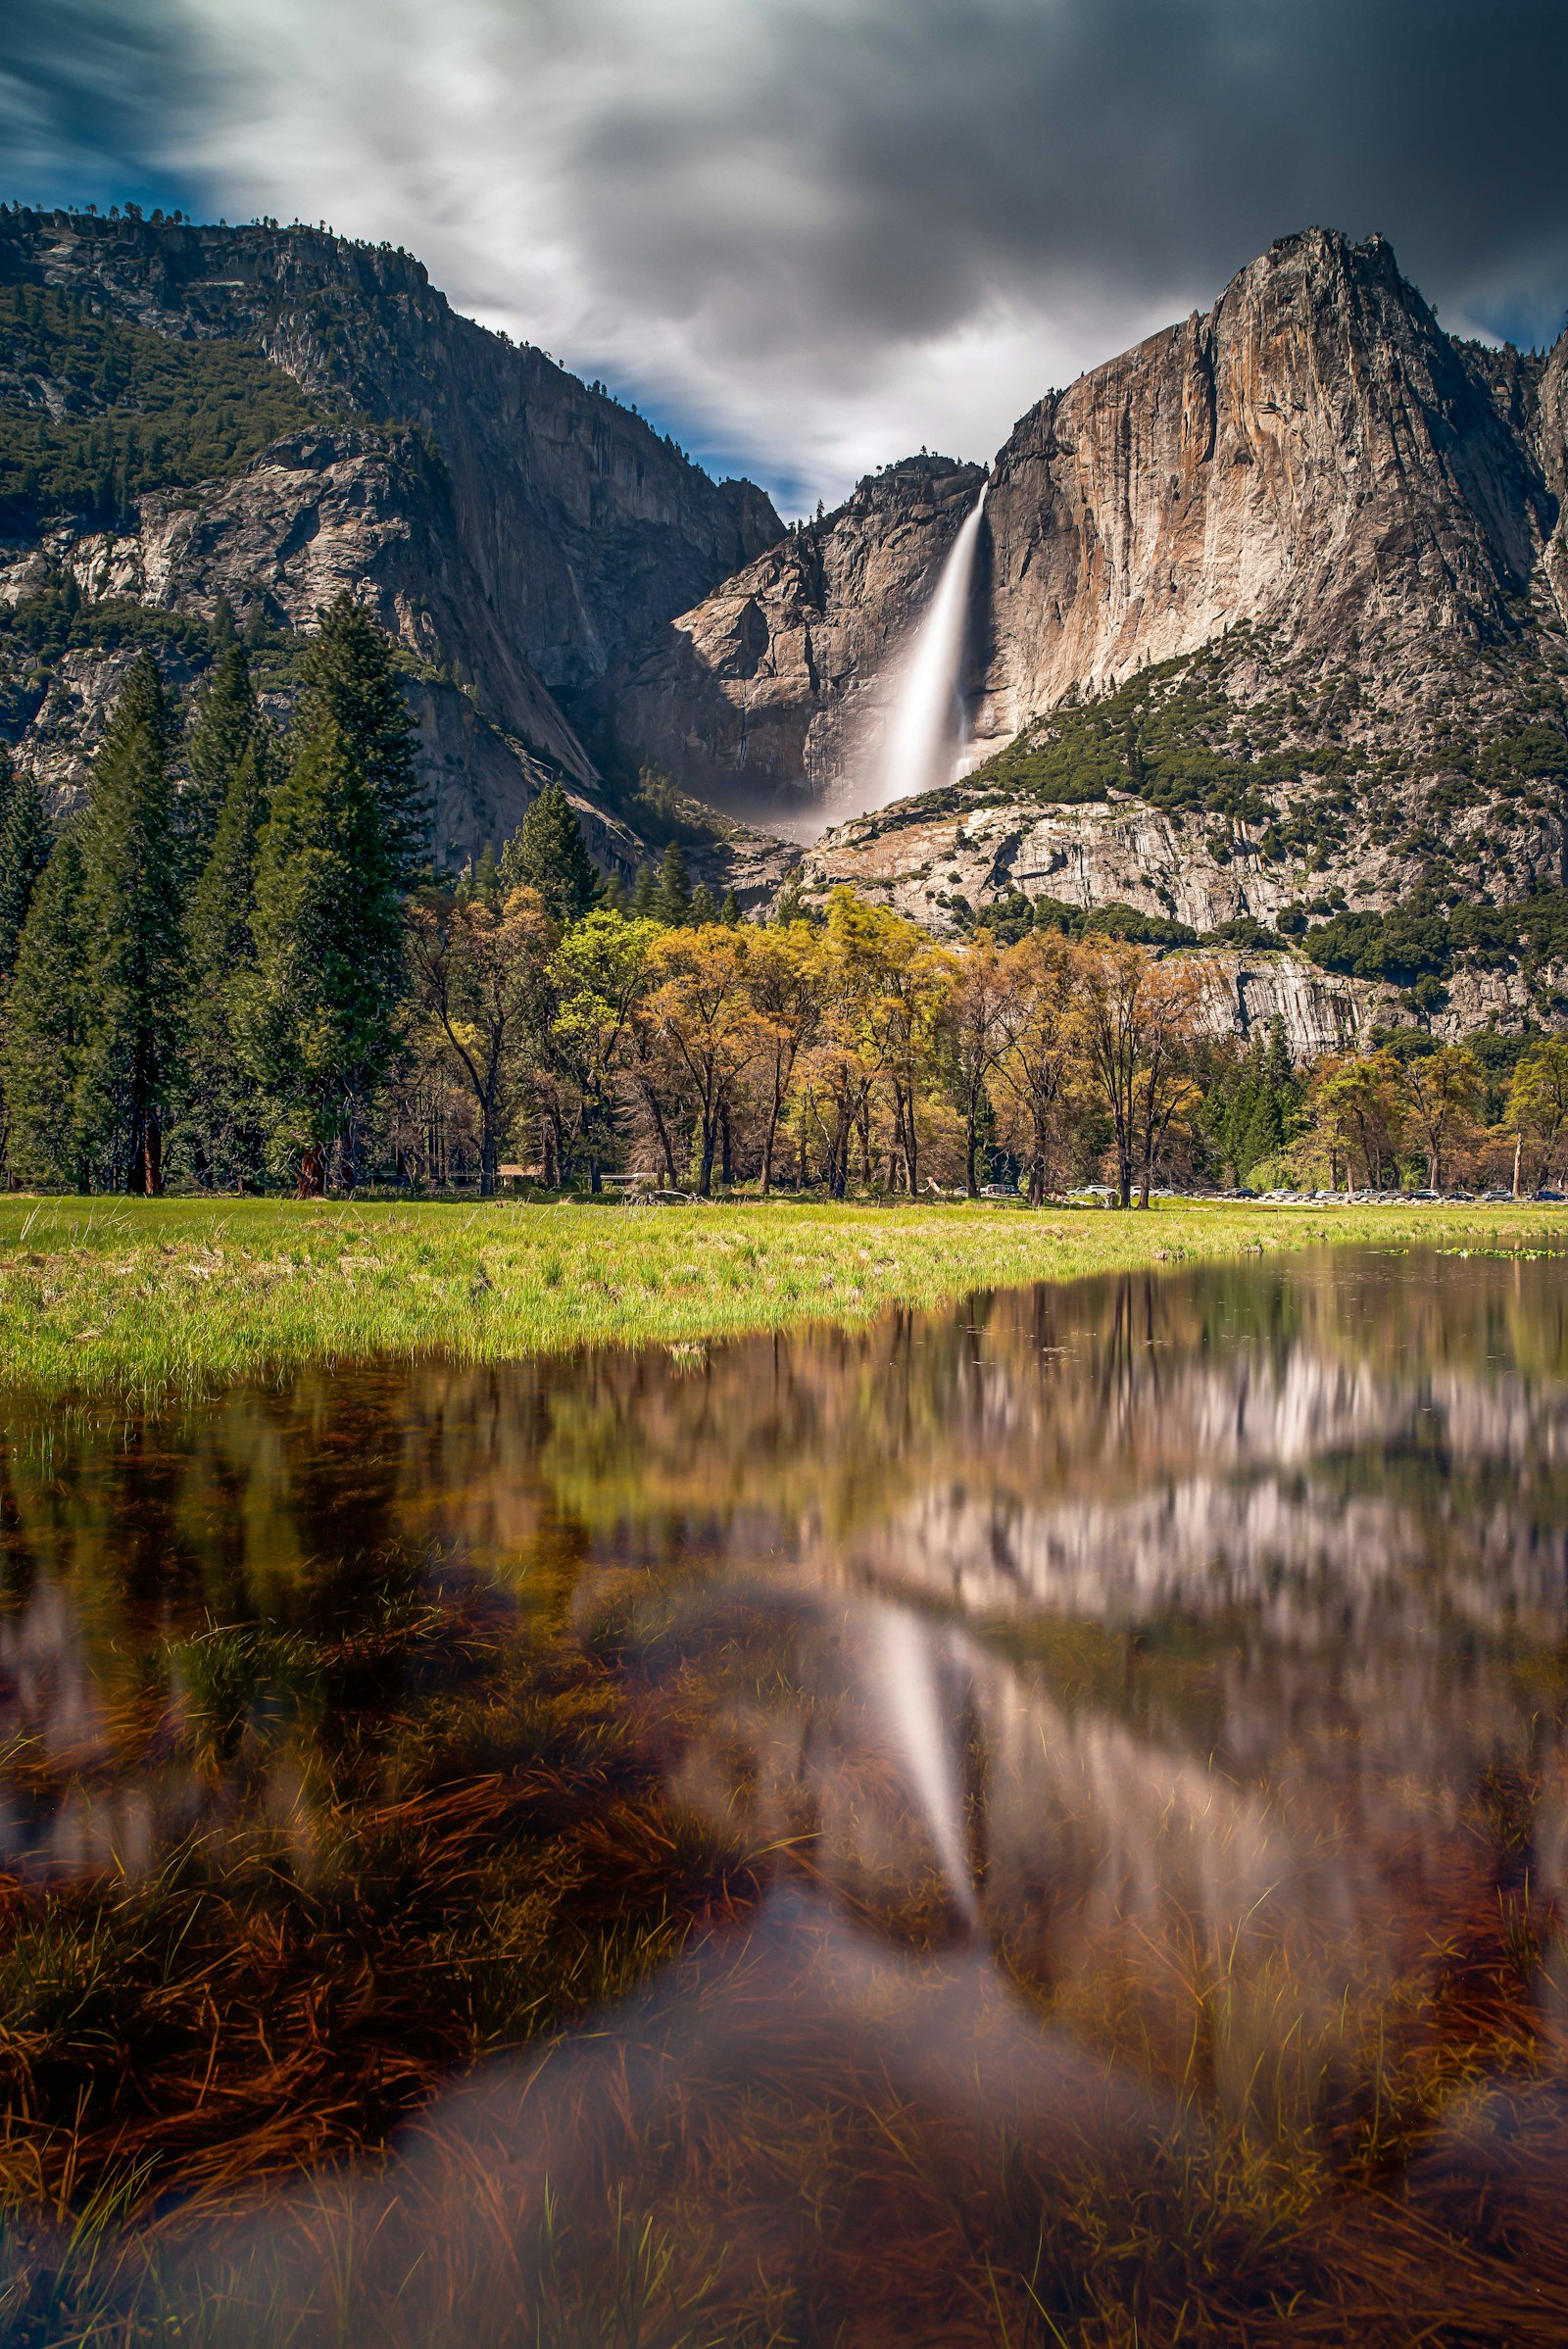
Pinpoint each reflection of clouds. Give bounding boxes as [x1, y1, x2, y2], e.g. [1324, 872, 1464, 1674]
[0, 1575, 109, 1767]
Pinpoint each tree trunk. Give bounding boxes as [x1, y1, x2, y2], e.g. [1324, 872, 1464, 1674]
[1514, 1131, 1523, 1198]
[297, 1143, 325, 1199]
[720, 1099, 733, 1189]
[760, 1074, 781, 1197]
[638, 1078, 679, 1188]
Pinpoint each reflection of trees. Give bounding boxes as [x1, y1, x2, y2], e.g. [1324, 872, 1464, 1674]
[7, 1248, 1568, 1887]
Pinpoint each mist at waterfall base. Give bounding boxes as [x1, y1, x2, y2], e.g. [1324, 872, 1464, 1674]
[780, 482, 989, 842]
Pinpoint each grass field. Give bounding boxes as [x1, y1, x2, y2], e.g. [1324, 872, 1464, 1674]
[1, 1191, 1565, 1397]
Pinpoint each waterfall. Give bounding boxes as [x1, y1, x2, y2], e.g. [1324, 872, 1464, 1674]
[869, 481, 988, 814]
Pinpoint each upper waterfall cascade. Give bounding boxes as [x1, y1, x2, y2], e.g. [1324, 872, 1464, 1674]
[869, 482, 988, 815]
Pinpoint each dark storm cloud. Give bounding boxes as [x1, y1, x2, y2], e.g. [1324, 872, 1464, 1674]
[6, 0, 1567, 504]
[566, 0, 1568, 350]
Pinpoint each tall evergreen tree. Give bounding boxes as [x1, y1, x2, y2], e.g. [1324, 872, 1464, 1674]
[688, 879, 718, 926]
[653, 839, 692, 928]
[181, 728, 273, 1187]
[75, 654, 183, 1193]
[182, 621, 257, 872]
[2, 831, 88, 1189]
[498, 781, 600, 924]
[630, 864, 659, 918]
[0, 759, 52, 982]
[245, 594, 423, 1194]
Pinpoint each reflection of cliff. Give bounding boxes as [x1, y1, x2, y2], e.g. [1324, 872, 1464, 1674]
[601, 1572, 1564, 2097]
[6, 1249, 1568, 1889]
[828, 1475, 1568, 1644]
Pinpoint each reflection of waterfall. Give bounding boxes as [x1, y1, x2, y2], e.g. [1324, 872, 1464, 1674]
[868, 483, 987, 814]
[870, 1605, 979, 1925]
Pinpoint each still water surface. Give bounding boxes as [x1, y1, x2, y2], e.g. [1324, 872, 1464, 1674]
[4, 1246, 1568, 2344]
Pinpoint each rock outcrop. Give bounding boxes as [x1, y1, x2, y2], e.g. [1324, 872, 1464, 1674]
[0, 208, 782, 861]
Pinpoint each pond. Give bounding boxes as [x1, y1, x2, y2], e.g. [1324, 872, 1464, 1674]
[3, 1246, 1568, 2345]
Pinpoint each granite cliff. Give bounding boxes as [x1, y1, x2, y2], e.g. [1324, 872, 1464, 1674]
[0, 207, 782, 864]
[606, 229, 1568, 1028]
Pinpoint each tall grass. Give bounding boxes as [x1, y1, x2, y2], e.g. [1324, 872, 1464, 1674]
[0, 1194, 1564, 1400]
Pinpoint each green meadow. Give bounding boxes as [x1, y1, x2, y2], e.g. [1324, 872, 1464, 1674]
[2, 1192, 1565, 1398]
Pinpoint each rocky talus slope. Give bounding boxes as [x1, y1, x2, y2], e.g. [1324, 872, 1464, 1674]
[0, 208, 782, 864]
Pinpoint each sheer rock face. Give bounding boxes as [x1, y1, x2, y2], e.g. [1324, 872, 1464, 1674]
[973, 228, 1560, 749]
[0, 209, 781, 860]
[604, 457, 986, 819]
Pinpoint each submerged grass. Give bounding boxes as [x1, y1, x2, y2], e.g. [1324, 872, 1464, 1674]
[1, 1194, 1566, 1398]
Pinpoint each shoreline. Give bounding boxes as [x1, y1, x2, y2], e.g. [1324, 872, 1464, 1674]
[3, 1193, 1567, 1401]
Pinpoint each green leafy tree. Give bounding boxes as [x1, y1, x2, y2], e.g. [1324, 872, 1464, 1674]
[688, 879, 718, 927]
[1507, 1039, 1568, 1190]
[245, 595, 423, 1194]
[498, 781, 600, 925]
[2, 831, 89, 1187]
[74, 654, 184, 1192]
[548, 911, 662, 1189]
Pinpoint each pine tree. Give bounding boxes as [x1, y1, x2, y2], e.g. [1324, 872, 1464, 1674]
[0, 760, 52, 982]
[719, 888, 742, 927]
[183, 628, 258, 873]
[181, 728, 273, 1188]
[630, 864, 659, 918]
[653, 839, 692, 928]
[245, 595, 423, 1193]
[2, 831, 88, 1188]
[466, 841, 501, 905]
[688, 879, 718, 926]
[1241, 1086, 1285, 1172]
[75, 654, 184, 1192]
[1265, 1019, 1295, 1098]
[498, 781, 600, 924]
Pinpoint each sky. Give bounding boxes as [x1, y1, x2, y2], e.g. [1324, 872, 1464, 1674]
[4, 0, 1568, 514]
